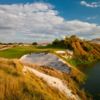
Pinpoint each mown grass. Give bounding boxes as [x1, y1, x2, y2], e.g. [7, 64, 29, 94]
[0, 45, 50, 58]
[0, 45, 65, 59]
[37, 45, 66, 50]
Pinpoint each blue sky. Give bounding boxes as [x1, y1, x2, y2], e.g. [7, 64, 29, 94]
[0, 0, 99, 23]
[0, 0, 100, 42]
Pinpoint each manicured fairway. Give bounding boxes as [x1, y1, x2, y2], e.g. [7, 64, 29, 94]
[0, 46, 49, 58]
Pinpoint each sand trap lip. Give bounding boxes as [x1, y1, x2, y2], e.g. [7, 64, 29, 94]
[20, 53, 71, 73]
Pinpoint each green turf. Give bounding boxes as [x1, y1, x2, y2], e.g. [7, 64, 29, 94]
[0, 46, 48, 58]
[0, 45, 65, 58]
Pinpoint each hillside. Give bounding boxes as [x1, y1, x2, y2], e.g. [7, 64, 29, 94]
[91, 38, 100, 44]
[72, 39, 100, 62]
[0, 58, 91, 100]
[49, 35, 100, 66]
[0, 36, 99, 100]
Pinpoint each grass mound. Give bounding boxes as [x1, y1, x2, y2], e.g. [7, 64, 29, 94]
[0, 58, 68, 100]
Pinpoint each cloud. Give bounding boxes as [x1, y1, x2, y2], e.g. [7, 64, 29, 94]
[80, 1, 100, 8]
[0, 3, 100, 42]
[86, 16, 98, 20]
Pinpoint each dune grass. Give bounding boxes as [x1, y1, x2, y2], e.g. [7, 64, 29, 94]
[0, 58, 70, 100]
[23, 63, 91, 100]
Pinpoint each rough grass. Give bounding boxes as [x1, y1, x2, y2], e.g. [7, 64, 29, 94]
[23, 63, 91, 100]
[0, 58, 70, 100]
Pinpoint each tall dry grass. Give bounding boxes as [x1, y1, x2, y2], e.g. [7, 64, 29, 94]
[0, 58, 69, 100]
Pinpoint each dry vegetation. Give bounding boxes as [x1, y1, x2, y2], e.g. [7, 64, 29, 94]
[23, 62, 92, 100]
[72, 41, 87, 55]
[0, 36, 98, 100]
[50, 35, 100, 66]
[0, 58, 92, 100]
[74, 41, 100, 60]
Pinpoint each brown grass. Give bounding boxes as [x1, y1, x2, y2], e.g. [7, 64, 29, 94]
[0, 58, 69, 100]
[23, 62, 91, 100]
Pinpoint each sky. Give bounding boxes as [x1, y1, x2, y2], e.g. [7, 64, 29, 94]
[0, 0, 100, 43]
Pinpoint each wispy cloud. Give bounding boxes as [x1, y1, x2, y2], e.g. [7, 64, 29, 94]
[86, 16, 98, 20]
[80, 1, 100, 8]
[0, 3, 100, 42]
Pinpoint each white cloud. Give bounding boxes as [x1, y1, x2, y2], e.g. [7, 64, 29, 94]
[86, 16, 98, 20]
[80, 1, 100, 8]
[0, 2, 100, 42]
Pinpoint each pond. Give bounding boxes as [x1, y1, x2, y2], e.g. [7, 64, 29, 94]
[20, 52, 71, 74]
[83, 62, 100, 100]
